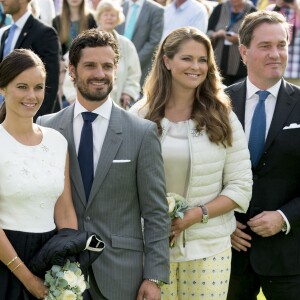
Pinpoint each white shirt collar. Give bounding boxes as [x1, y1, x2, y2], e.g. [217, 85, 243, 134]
[14, 11, 31, 30]
[74, 97, 113, 121]
[246, 77, 282, 100]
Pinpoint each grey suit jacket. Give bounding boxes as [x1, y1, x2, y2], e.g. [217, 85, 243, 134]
[116, 0, 164, 86]
[37, 104, 170, 300]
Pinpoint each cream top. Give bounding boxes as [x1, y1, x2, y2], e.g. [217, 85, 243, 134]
[162, 119, 190, 198]
[0, 125, 67, 233]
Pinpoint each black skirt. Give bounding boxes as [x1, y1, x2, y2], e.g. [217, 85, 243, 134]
[0, 229, 56, 300]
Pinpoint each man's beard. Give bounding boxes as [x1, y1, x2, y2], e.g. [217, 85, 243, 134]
[3, 1, 20, 15]
[75, 77, 113, 102]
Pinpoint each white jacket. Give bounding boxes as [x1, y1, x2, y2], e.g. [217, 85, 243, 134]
[130, 101, 252, 260]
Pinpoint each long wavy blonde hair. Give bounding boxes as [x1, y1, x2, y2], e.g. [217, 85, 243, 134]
[143, 27, 233, 146]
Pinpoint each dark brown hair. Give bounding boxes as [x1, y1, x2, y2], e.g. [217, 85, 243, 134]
[68, 28, 120, 68]
[0, 49, 45, 123]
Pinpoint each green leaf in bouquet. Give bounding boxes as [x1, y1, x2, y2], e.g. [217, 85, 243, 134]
[57, 278, 68, 288]
[69, 263, 78, 272]
[51, 265, 61, 273]
[56, 271, 64, 278]
[52, 289, 61, 297]
[64, 259, 71, 269]
[49, 285, 57, 292]
[45, 273, 53, 284]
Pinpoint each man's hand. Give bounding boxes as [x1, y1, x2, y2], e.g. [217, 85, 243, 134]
[137, 280, 161, 300]
[231, 221, 252, 252]
[247, 211, 284, 237]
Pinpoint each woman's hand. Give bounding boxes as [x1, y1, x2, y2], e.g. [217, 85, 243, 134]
[171, 207, 201, 237]
[24, 274, 48, 299]
[14, 265, 48, 299]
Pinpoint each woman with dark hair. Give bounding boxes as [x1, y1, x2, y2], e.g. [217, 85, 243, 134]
[130, 27, 252, 299]
[0, 49, 77, 299]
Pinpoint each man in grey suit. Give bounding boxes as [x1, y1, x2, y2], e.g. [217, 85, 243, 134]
[116, 0, 164, 87]
[37, 29, 170, 300]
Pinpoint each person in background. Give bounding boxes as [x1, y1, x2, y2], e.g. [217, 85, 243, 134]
[207, 0, 256, 86]
[226, 10, 300, 300]
[272, 0, 300, 87]
[0, 49, 77, 300]
[52, 0, 97, 56]
[63, 0, 141, 109]
[0, 3, 12, 28]
[116, 0, 164, 88]
[130, 26, 252, 300]
[52, 0, 97, 109]
[53, 0, 62, 15]
[37, 29, 170, 300]
[162, 0, 209, 39]
[0, 0, 60, 118]
[88, 0, 100, 10]
[154, 0, 168, 6]
[30, 0, 56, 26]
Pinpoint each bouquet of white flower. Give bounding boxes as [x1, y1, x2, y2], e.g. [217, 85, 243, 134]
[167, 192, 188, 219]
[166, 192, 189, 249]
[44, 260, 88, 300]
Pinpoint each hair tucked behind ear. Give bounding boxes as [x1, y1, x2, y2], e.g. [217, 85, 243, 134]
[143, 27, 232, 146]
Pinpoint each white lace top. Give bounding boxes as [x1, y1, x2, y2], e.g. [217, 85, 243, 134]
[0, 125, 67, 233]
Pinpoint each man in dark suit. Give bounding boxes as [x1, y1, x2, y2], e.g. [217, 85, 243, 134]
[226, 11, 300, 300]
[37, 29, 170, 300]
[0, 0, 60, 118]
[116, 0, 164, 87]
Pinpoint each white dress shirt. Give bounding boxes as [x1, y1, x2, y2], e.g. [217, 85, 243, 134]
[245, 77, 290, 233]
[73, 97, 113, 174]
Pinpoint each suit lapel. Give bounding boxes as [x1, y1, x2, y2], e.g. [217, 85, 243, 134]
[88, 105, 123, 206]
[264, 80, 298, 151]
[0, 28, 9, 61]
[58, 106, 87, 207]
[15, 15, 33, 49]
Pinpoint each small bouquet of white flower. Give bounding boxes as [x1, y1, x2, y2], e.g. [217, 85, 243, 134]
[44, 259, 89, 300]
[167, 192, 188, 219]
[166, 192, 189, 248]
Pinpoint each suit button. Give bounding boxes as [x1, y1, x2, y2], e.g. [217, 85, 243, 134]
[253, 175, 258, 180]
[85, 216, 91, 221]
[262, 162, 266, 166]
